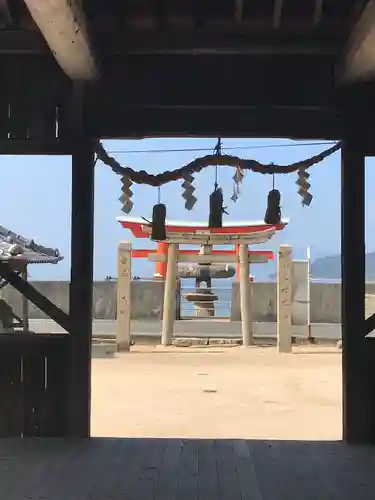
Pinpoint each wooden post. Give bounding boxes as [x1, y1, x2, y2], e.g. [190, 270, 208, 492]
[68, 135, 95, 437]
[277, 245, 292, 353]
[161, 243, 177, 346]
[22, 267, 29, 333]
[67, 83, 95, 438]
[239, 244, 253, 346]
[341, 137, 372, 443]
[117, 242, 131, 351]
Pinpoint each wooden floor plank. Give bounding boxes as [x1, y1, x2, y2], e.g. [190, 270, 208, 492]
[233, 440, 263, 500]
[111, 438, 150, 499]
[89, 438, 135, 500]
[176, 439, 199, 500]
[0, 438, 374, 499]
[132, 438, 165, 500]
[154, 439, 182, 500]
[0, 439, 29, 500]
[307, 441, 375, 500]
[249, 440, 375, 500]
[9, 440, 68, 499]
[215, 440, 242, 500]
[250, 440, 306, 500]
[279, 441, 343, 500]
[197, 439, 219, 500]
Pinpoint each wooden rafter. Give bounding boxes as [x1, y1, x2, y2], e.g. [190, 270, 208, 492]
[234, 0, 243, 23]
[313, 0, 324, 26]
[0, 0, 11, 28]
[340, 0, 375, 82]
[273, 0, 283, 29]
[23, 0, 98, 80]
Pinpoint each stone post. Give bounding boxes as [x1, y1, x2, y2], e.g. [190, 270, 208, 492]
[235, 243, 241, 279]
[116, 242, 132, 351]
[277, 245, 292, 353]
[239, 244, 253, 346]
[161, 243, 178, 346]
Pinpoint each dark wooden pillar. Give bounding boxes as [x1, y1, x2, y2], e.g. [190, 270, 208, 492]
[341, 137, 373, 443]
[67, 84, 95, 437]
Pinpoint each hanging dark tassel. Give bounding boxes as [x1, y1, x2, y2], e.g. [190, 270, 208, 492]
[209, 187, 227, 228]
[264, 189, 282, 225]
[151, 203, 167, 241]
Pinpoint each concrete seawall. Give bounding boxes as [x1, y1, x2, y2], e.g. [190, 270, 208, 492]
[3, 280, 375, 323]
[231, 282, 345, 323]
[3, 280, 166, 321]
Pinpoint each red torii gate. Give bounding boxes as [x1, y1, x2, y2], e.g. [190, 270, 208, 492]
[117, 216, 287, 279]
[117, 216, 289, 348]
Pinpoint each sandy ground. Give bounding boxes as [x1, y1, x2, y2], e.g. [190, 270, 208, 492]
[91, 345, 342, 440]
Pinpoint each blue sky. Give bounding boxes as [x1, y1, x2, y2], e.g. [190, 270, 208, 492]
[1, 137, 373, 280]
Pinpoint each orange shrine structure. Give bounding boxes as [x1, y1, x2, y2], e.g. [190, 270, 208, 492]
[118, 216, 287, 278]
[117, 216, 289, 346]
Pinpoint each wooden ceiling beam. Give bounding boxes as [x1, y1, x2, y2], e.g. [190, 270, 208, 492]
[87, 104, 344, 141]
[0, 0, 11, 29]
[153, 0, 168, 29]
[23, 0, 98, 80]
[340, 0, 375, 83]
[101, 31, 340, 56]
[0, 29, 342, 56]
[0, 30, 48, 54]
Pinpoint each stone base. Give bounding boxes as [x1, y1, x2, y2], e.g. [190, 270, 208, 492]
[116, 340, 131, 352]
[195, 301, 215, 317]
[185, 290, 218, 317]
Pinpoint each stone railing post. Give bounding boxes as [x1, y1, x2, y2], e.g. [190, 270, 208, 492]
[116, 242, 132, 351]
[277, 245, 292, 353]
[239, 244, 253, 346]
[161, 243, 178, 346]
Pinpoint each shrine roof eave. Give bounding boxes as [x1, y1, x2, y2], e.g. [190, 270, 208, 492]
[117, 216, 290, 229]
[0, 225, 63, 265]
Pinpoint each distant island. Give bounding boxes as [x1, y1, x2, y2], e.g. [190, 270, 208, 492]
[311, 252, 375, 280]
[268, 251, 375, 281]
